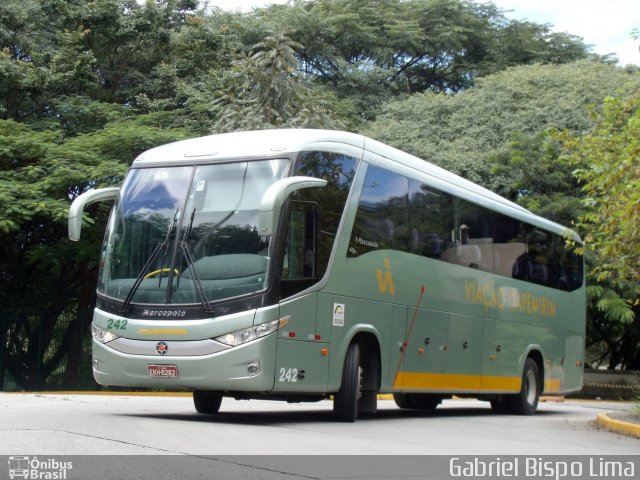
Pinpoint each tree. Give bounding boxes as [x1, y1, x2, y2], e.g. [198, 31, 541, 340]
[490, 20, 597, 67]
[0, 112, 194, 389]
[253, 0, 592, 121]
[555, 94, 640, 369]
[364, 61, 640, 189]
[210, 29, 346, 132]
[564, 94, 640, 291]
[0, 0, 210, 389]
[285, 0, 592, 91]
[584, 282, 639, 370]
[0, 0, 633, 388]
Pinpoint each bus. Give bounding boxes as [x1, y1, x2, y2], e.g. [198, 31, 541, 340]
[68, 129, 585, 421]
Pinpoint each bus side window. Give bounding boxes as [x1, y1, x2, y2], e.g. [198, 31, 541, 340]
[492, 215, 526, 278]
[441, 198, 493, 270]
[348, 165, 409, 257]
[278, 201, 320, 299]
[294, 151, 358, 275]
[407, 180, 453, 259]
[282, 201, 319, 281]
[278, 150, 359, 301]
[512, 228, 552, 286]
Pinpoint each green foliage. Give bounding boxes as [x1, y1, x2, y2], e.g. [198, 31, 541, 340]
[0, 0, 634, 387]
[0, 105, 194, 388]
[284, 0, 591, 90]
[234, 0, 593, 121]
[489, 131, 584, 226]
[562, 95, 640, 294]
[587, 286, 635, 324]
[586, 281, 640, 369]
[555, 94, 640, 370]
[365, 61, 640, 189]
[210, 29, 346, 131]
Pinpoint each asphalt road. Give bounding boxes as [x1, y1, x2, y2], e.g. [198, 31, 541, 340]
[1, 393, 638, 455]
[1, 393, 638, 479]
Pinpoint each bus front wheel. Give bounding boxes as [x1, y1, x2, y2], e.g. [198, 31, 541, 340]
[193, 390, 223, 414]
[333, 342, 361, 422]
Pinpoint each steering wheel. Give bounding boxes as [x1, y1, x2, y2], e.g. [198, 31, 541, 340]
[144, 268, 180, 279]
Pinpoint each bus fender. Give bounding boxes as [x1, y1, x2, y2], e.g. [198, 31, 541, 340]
[327, 324, 382, 392]
[520, 345, 546, 389]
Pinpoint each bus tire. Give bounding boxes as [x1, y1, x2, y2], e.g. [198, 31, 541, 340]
[393, 393, 413, 409]
[193, 390, 223, 414]
[507, 358, 540, 415]
[490, 398, 510, 414]
[409, 394, 441, 410]
[333, 342, 360, 422]
[358, 390, 377, 415]
[393, 393, 441, 410]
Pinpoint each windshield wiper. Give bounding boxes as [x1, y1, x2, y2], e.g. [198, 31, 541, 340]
[175, 207, 214, 313]
[120, 209, 178, 314]
[168, 164, 250, 312]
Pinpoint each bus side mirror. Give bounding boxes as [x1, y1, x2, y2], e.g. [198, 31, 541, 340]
[258, 176, 327, 236]
[68, 187, 119, 241]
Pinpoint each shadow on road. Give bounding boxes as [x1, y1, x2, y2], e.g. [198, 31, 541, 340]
[111, 401, 565, 426]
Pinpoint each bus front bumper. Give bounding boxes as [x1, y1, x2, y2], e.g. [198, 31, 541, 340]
[92, 333, 277, 391]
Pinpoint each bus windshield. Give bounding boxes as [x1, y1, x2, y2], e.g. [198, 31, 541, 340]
[97, 159, 290, 308]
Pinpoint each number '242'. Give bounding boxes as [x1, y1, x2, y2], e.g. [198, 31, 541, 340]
[107, 319, 128, 330]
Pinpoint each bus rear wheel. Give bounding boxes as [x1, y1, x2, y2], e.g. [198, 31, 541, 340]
[489, 398, 510, 414]
[333, 342, 361, 422]
[394, 393, 441, 410]
[503, 358, 540, 415]
[193, 390, 223, 414]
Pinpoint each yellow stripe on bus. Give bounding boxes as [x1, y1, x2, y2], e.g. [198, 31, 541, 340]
[544, 378, 562, 393]
[393, 372, 521, 392]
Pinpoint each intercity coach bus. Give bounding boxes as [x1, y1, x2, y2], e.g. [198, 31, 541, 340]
[68, 129, 585, 421]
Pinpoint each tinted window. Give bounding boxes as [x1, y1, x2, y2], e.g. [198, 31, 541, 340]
[293, 151, 359, 276]
[407, 179, 454, 258]
[512, 226, 583, 291]
[347, 164, 582, 291]
[444, 199, 494, 271]
[279, 151, 358, 299]
[348, 165, 409, 257]
[493, 215, 526, 278]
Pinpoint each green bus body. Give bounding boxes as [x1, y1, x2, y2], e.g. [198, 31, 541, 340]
[70, 129, 585, 421]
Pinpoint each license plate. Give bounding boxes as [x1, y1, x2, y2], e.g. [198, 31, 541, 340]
[147, 364, 178, 378]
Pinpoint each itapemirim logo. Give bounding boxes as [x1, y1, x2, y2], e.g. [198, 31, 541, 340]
[7, 456, 73, 480]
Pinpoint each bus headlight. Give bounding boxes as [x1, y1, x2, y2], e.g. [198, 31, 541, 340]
[91, 323, 120, 344]
[215, 319, 280, 347]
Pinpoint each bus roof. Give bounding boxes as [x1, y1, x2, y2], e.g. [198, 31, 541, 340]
[133, 129, 580, 242]
[133, 129, 365, 165]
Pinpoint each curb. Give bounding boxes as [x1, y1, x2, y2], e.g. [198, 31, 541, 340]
[7, 391, 192, 397]
[9, 391, 395, 399]
[596, 412, 640, 439]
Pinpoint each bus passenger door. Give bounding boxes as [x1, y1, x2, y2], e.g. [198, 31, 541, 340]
[273, 201, 329, 393]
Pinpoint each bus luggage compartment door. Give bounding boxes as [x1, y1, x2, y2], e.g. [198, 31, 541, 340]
[273, 337, 329, 392]
[274, 292, 329, 392]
